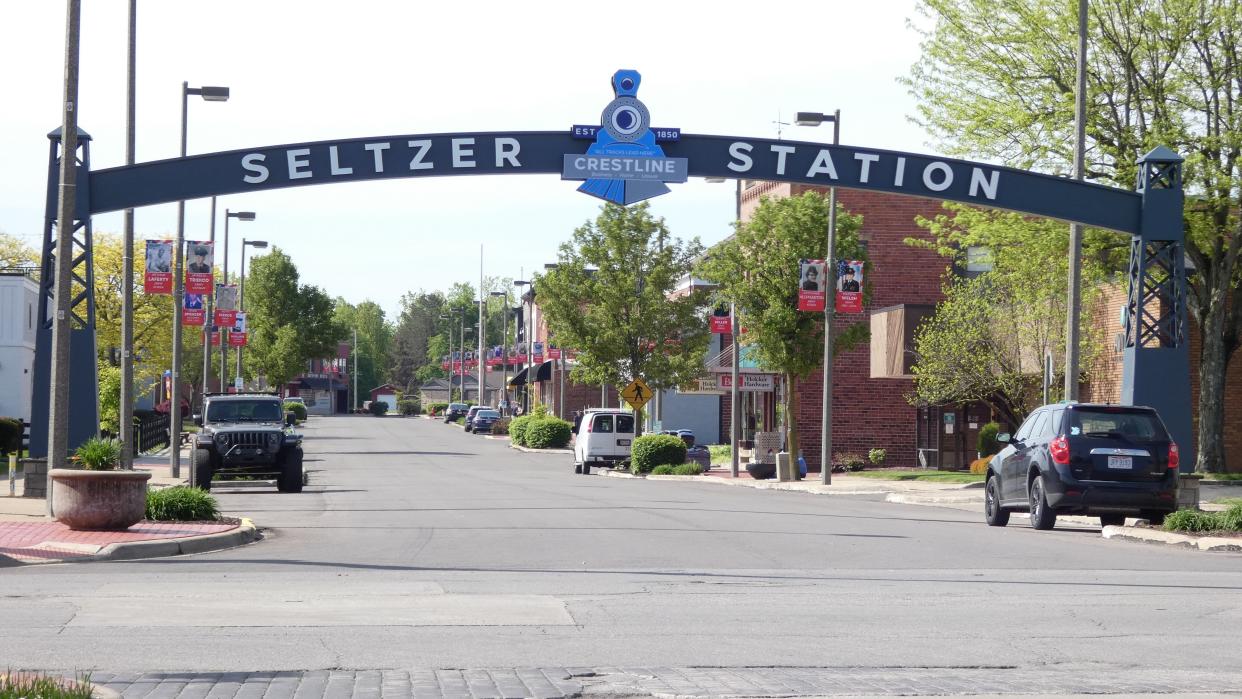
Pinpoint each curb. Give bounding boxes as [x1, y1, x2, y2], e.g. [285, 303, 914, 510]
[508, 443, 573, 455]
[1102, 524, 1242, 552]
[92, 517, 261, 562]
[886, 492, 981, 505]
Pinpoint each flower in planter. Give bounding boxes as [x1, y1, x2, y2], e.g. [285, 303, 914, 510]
[71, 437, 122, 470]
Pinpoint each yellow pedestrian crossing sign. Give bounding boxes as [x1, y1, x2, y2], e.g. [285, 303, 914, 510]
[621, 378, 653, 411]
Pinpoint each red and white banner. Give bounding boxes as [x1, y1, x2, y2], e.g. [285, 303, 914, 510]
[836, 259, 864, 313]
[210, 329, 222, 346]
[797, 259, 826, 312]
[185, 240, 214, 295]
[214, 284, 238, 326]
[548, 347, 562, 360]
[144, 240, 173, 294]
[715, 373, 775, 392]
[228, 332, 247, 347]
[182, 293, 206, 326]
[710, 307, 732, 333]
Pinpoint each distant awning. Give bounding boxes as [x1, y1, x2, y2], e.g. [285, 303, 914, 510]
[508, 367, 529, 387]
[535, 360, 554, 382]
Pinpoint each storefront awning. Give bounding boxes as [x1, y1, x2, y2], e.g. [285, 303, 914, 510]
[535, 360, 554, 382]
[508, 367, 529, 387]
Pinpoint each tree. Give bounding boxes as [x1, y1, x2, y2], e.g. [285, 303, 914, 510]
[244, 247, 342, 390]
[908, 205, 1112, 427]
[0, 231, 39, 268]
[907, 0, 1242, 471]
[698, 192, 868, 462]
[334, 299, 392, 394]
[536, 203, 710, 416]
[391, 290, 446, 391]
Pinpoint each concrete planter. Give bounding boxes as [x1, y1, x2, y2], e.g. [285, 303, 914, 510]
[49, 469, 151, 530]
[1177, 474, 1201, 510]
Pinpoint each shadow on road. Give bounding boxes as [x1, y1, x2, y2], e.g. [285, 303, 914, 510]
[312, 450, 477, 456]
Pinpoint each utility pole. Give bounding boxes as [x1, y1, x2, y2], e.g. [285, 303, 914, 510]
[1064, 0, 1089, 401]
[47, 0, 82, 513]
[820, 111, 840, 485]
[352, 328, 358, 411]
[479, 245, 485, 407]
[201, 197, 216, 397]
[119, 0, 137, 469]
[730, 178, 742, 479]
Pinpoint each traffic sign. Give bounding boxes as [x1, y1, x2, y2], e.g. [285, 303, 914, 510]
[621, 378, 653, 410]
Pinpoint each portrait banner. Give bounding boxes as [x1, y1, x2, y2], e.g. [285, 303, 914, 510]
[143, 240, 173, 294]
[835, 259, 864, 313]
[185, 241, 214, 294]
[182, 293, 206, 325]
[710, 306, 732, 334]
[797, 259, 826, 312]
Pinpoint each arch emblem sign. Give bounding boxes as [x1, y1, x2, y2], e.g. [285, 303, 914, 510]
[32, 70, 1193, 469]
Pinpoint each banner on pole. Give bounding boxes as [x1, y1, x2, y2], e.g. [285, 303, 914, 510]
[214, 284, 238, 326]
[210, 329, 222, 346]
[228, 331, 247, 347]
[185, 241, 214, 294]
[835, 259, 864, 313]
[182, 293, 206, 325]
[710, 306, 732, 334]
[143, 240, 173, 294]
[797, 259, 826, 312]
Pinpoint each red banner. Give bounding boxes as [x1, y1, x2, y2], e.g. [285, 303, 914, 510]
[185, 240, 214, 294]
[228, 332, 247, 347]
[210, 330, 222, 346]
[548, 348, 562, 359]
[214, 309, 237, 327]
[797, 259, 827, 312]
[144, 240, 173, 294]
[710, 312, 732, 333]
[835, 259, 864, 313]
[182, 307, 205, 326]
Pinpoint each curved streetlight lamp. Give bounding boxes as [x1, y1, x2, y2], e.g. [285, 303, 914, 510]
[234, 238, 267, 387]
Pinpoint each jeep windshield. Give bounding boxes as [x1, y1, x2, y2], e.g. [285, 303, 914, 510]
[207, 400, 284, 423]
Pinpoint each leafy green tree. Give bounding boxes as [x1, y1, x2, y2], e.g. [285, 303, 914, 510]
[391, 290, 446, 391]
[334, 299, 393, 394]
[908, 206, 1111, 426]
[536, 203, 710, 419]
[698, 192, 868, 462]
[907, 0, 1242, 472]
[243, 247, 342, 389]
[0, 231, 39, 268]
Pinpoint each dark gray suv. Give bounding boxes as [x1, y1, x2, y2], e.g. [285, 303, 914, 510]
[985, 403, 1179, 530]
[193, 393, 303, 493]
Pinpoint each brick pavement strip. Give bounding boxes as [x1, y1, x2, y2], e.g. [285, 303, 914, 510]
[86, 667, 1242, 698]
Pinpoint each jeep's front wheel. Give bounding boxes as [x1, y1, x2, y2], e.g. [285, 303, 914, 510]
[194, 448, 213, 492]
[278, 447, 304, 493]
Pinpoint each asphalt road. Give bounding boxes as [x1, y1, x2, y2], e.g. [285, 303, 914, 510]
[3, 415, 1240, 694]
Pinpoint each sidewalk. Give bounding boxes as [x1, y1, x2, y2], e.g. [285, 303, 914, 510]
[0, 447, 257, 566]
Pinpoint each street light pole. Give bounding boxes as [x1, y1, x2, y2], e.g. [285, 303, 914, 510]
[491, 291, 508, 413]
[513, 280, 533, 414]
[171, 81, 230, 478]
[353, 328, 359, 411]
[119, 0, 137, 469]
[200, 196, 216, 397]
[796, 109, 840, 485]
[235, 238, 267, 387]
[1065, 0, 1088, 401]
[220, 210, 254, 391]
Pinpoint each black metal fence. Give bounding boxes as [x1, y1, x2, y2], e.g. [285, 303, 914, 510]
[133, 411, 171, 454]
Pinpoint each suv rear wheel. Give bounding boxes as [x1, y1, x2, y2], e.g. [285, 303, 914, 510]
[194, 448, 213, 492]
[278, 447, 304, 493]
[1029, 476, 1057, 530]
[984, 476, 1009, 527]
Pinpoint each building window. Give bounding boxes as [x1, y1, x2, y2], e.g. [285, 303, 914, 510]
[965, 246, 993, 273]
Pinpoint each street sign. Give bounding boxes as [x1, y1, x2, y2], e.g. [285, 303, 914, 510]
[621, 378, 653, 410]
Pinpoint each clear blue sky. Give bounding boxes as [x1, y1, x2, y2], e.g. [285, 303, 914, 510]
[1, 1, 938, 318]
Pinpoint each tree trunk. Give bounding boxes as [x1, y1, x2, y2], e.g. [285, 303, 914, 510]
[784, 373, 799, 469]
[1195, 320, 1228, 473]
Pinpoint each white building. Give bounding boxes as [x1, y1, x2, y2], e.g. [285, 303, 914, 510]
[0, 270, 38, 422]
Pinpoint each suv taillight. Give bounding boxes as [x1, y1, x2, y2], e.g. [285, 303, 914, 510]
[1168, 442, 1179, 470]
[1049, 435, 1070, 465]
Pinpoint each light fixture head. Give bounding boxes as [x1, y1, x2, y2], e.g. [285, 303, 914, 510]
[795, 111, 833, 127]
[198, 86, 231, 102]
[231, 211, 256, 221]
[246, 240, 268, 248]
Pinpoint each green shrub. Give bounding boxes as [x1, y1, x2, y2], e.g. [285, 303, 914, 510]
[283, 401, 307, 422]
[1219, 504, 1242, 530]
[631, 434, 687, 474]
[368, 400, 389, 416]
[650, 465, 675, 475]
[525, 418, 573, 449]
[491, 417, 512, 435]
[1163, 504, 1242, 533]
[427, 402, 449, 416]
[397, 399, 421, 416]
[833, 452, 867, 472]
[868, 448, 887, 466]
[509, 415, 536, 446]
[672, 463, 704, 475]
[71, 437, 121, 470]
[146, 486, 220, 521]
[0, 672, 94, 699]
[978, 422, 1002, 456]
[0, 416, 21, 455]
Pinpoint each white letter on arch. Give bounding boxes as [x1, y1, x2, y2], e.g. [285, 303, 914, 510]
[329, 146, 353, 176]
[364, 142, 391, 173]
[241, 153, 269, 184]
[452, 138, 476, 168]
[922, 162, 954, 191]
[770, 144, 796, 176]
[854, 153, 880, 183]
[805, 149, 838, 179]
[286, 148, 312, 180]
[408, 140, 433, 170]
[969, 167, 1000, 200]
[727, 142, 753, 173]
[495, 138, 521, 167]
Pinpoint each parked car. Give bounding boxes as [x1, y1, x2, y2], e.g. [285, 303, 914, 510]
[444, 402, 469, 423]
[984, 402, 1179, 530]
[469, 409, 501, 434]
[462, 405, 494, 432]
[573, 409, 636, 474]
[192, 393, 303, 493]
[664, 429, 711, 470]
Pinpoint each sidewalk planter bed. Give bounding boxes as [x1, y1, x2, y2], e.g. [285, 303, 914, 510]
[50, 469, 151, 530]
[631, 434, 687, 474]
[0, 672, 95, 699]
[146, 486, 220, 521]
[1163, 503, 1242, 534]
[650, 464, 704, 476]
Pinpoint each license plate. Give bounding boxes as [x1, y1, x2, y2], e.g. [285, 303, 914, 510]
[1107, 455, 1133, 469]
[617, 439, 631, 446]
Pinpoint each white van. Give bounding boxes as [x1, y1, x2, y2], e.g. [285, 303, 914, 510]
[573, 409, 636, 474]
